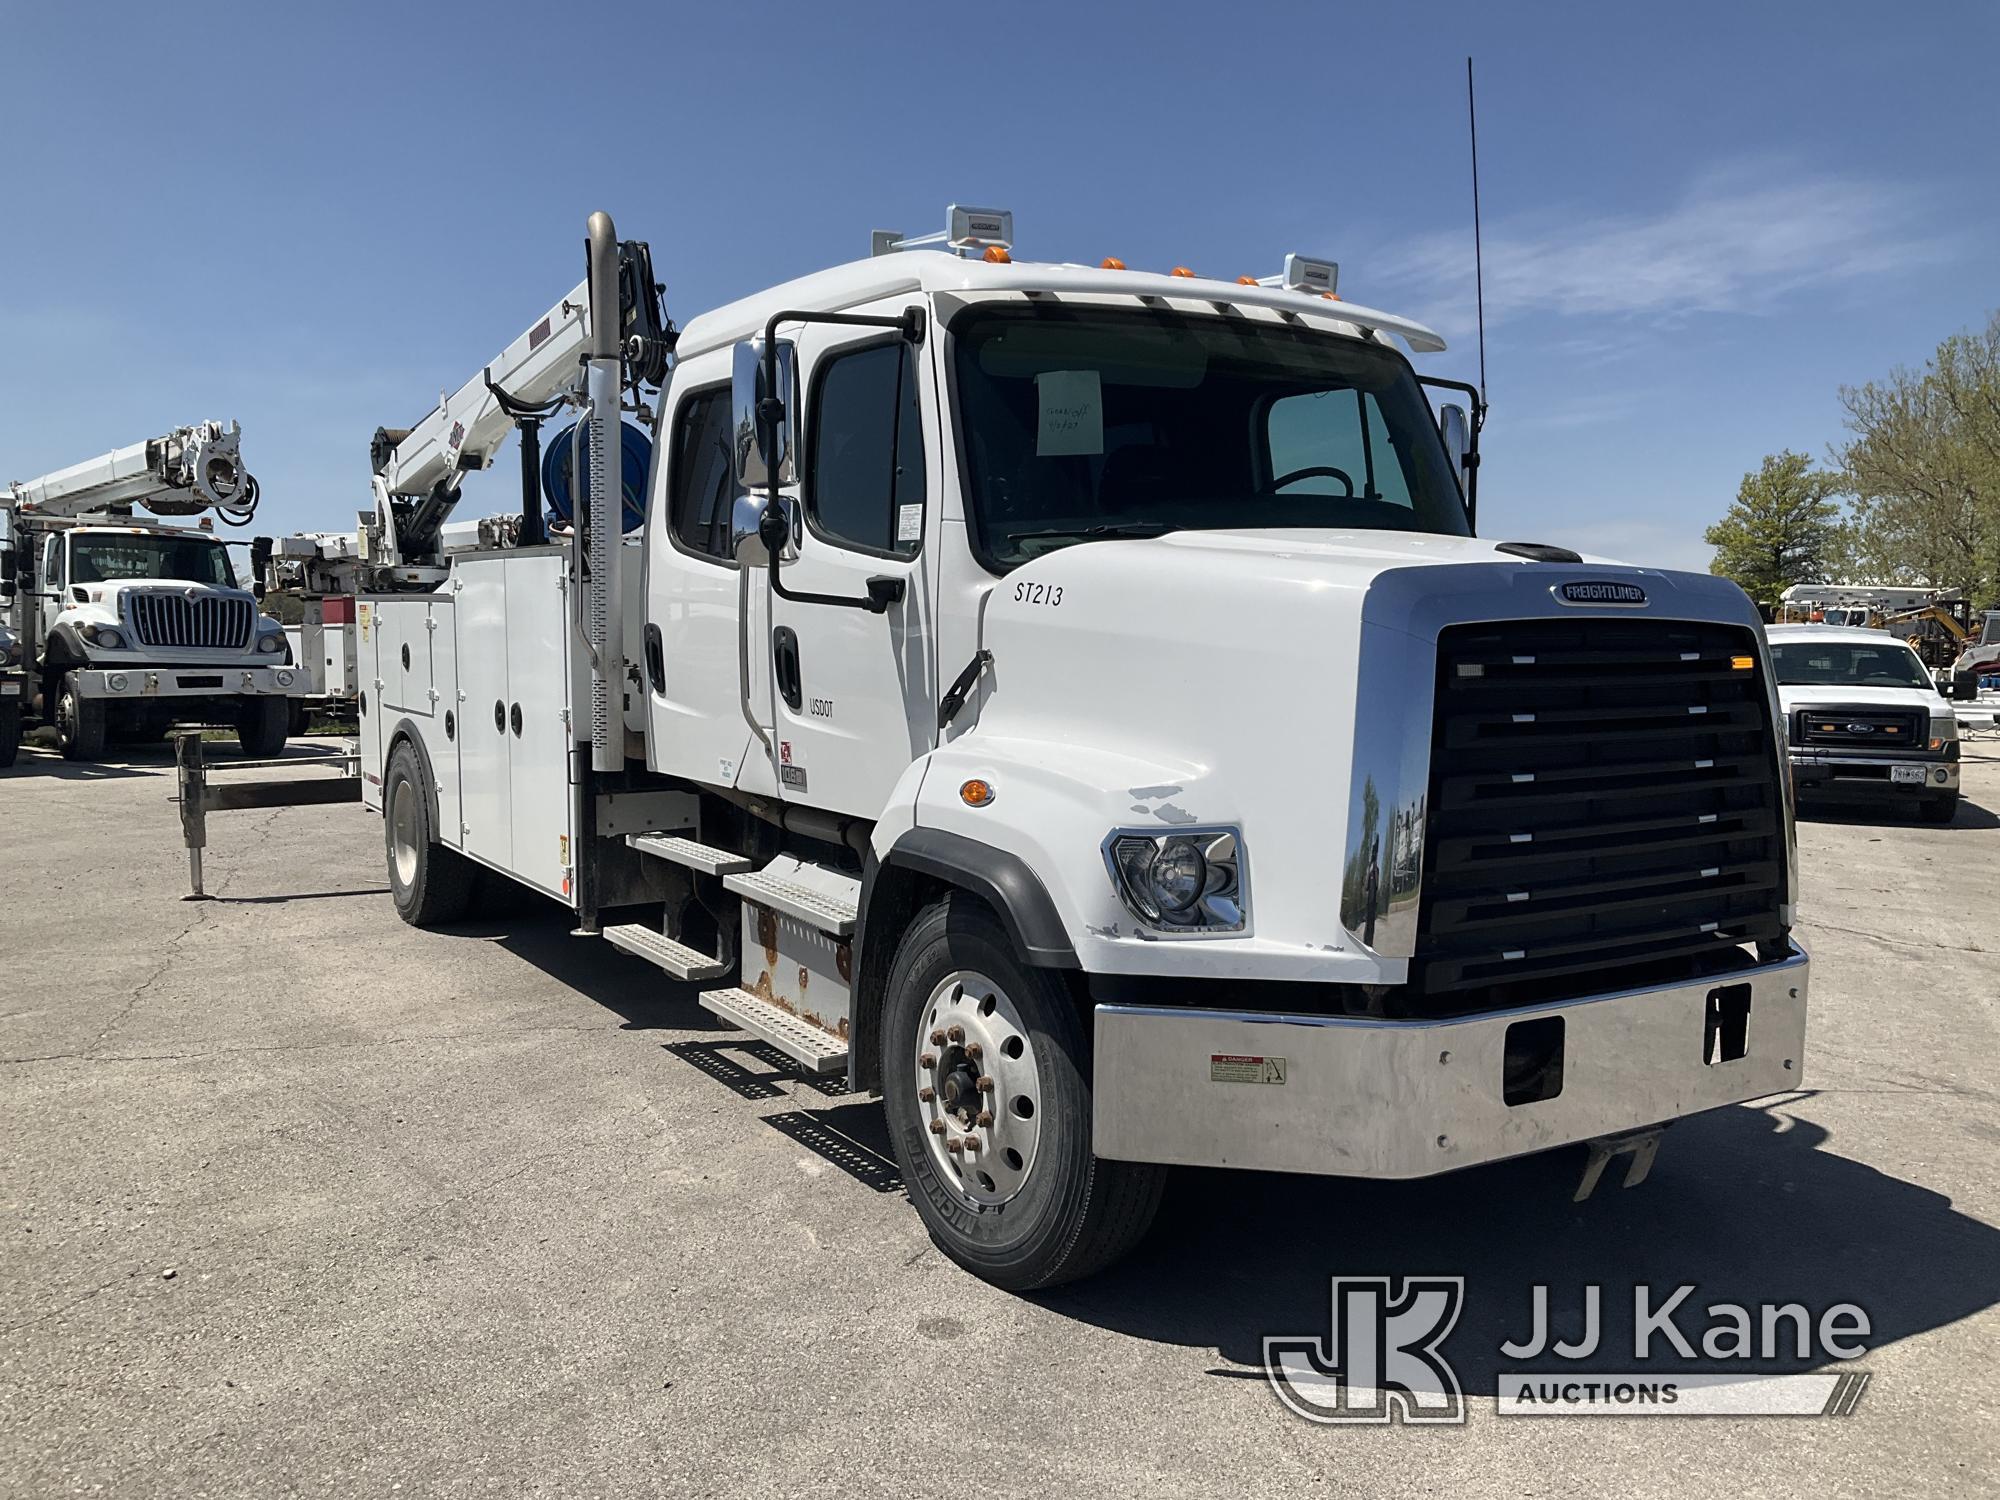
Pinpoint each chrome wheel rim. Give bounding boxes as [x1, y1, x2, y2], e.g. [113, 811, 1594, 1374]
[389, 776, 420, 890]
[913, 970, 1042, 1206]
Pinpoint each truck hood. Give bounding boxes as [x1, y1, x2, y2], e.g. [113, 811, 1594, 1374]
[1777, 683, 1952, 717]
[955, 526, 1769, 979]
[72, 578, 250, 607]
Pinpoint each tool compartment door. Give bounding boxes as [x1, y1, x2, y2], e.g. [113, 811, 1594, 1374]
[502, 550, 575, 901]
[454, 563, 512, 869]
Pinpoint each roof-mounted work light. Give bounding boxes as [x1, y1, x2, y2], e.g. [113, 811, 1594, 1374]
[871, 205, 1015, 258]
[1280, 254, 1338, 295]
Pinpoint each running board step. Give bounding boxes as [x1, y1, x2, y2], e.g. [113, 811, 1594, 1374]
[603, 924, 730, 981]
[724, 860, 860, 937]
[699, 986, 849, 1073]
[626, 833, 754, 876]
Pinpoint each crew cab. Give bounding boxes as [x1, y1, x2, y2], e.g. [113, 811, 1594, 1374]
[1768, 623, 1960, 823]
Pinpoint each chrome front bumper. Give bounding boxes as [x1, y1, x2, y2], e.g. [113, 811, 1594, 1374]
[1790, 751, 1958, 793]
[76, 666, 300, 700]
[1092, 941, 1808, 1177]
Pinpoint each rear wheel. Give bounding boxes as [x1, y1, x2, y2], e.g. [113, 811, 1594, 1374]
[54, 673, 106, 761]
[237, 696, 288, 758]
[385, 740, 474, 926]
[880, 893, 1166, 1290]
[1919, 792, 1960, 825]
[0, 697, 19, 768]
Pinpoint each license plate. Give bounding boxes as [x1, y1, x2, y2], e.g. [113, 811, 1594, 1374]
[1891, 765, 1926, 785]
[0, 682, 18, 695]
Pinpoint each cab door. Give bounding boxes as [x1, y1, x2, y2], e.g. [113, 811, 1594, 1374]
[766, 323, 937, 818]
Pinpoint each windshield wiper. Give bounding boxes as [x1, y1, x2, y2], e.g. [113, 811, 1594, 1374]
[1004, 522, 1178, 545]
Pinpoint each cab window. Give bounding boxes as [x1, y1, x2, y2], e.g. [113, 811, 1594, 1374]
[668, 387, 736, 561]
[806, 341, 924, 556]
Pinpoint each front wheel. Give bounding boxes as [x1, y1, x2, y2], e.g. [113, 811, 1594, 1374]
[236, 696, 288, 758]
[55, 672, 106, 761]
[1918, 792, 1960, 825]
[880, 894, 1166, 1291]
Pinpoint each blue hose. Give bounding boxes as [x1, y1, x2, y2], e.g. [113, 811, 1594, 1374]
[541, 420, 650, 534]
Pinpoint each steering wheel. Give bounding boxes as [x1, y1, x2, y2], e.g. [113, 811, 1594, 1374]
[1270, 465, 1356, 496]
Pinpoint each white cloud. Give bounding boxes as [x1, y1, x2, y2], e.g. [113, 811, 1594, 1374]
[1376, 158, 1958, 338]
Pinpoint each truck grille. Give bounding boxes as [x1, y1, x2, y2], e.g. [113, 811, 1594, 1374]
[125, 592, 254, 651]
[1791, 706, 1925, 751]
[1411, 618, 1787, 1007]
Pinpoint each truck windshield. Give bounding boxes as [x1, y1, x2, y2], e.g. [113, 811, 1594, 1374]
[1770, 641, 1932, 689]
[70, 534, 235, 588]
[951, 305, 1470, 568]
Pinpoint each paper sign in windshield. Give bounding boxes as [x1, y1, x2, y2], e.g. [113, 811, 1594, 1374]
[1036, 370, 1103, 456]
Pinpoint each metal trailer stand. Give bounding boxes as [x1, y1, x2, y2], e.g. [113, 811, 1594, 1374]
[174, 732, 362, 899]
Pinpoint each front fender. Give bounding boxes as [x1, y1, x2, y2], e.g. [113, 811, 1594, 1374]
[892, 734, 1388, 984]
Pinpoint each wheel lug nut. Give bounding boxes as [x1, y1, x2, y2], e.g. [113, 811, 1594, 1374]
[929, 1119, 946, 1135]
[946, 1138, 963, 1155]
[918, 1086, 934, 1102]
[930, 1029, 946, 1045]
[976, 1075, 994, 1093]
[919, 1052, 936, 1068]
[962, 1136, 979, 1153]
[965, 1042, 983, 1060]
[977, 1110, 994, 1127]
[947, 1025, 965, 1042]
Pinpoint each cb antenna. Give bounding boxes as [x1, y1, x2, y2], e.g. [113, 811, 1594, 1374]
[1466, 56, 1488, 422]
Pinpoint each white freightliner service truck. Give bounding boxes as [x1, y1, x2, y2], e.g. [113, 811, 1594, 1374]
[355, 209, 1810, 1289]
[1, 422, 298, 764]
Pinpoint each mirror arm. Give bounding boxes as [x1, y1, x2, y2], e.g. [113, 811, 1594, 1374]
[749, 304, 927, 616]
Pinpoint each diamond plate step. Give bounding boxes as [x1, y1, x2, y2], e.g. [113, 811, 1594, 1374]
[699, 986, 849, 1073]
[603, 924, 730, 981]
[724, 869, 859, 937]
[626, 833, 754, 876]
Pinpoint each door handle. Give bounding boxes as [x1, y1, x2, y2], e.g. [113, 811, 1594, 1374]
[773, 626, 802, 712]
[644, 623, 666, 694]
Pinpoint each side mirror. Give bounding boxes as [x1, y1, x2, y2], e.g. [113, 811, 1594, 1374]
[253, 581, 267, 601]
[0, 579, 13, 601]
[732, 337, 797, 491]
[1439, 404, 1471, 484]
[731, 492, 799, 568]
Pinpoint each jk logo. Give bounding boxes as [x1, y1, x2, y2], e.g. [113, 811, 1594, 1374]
[1265, 1277, 1466, 1424]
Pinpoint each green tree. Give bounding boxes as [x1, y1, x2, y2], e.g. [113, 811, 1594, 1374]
[1705, 451, 1844, 606]
[1834, 310, 2000, 603]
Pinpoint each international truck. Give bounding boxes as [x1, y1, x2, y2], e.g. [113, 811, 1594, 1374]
[353, 208, 1810, 1289]
[1, 422, 300, 763]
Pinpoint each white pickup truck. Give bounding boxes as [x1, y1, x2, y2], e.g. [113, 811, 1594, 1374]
[1768, 623, 1961, 823]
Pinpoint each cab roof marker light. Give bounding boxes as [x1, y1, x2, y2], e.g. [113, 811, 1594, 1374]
[1281, 254, 1339, 295]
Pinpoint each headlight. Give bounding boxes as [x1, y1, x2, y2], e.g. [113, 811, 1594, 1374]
[1104, 827, 1247, 934]
[82, 624, 124, 650]
[0, 638, 17, 667]
[1929, 716, 1959, 752]
[257, 633, 285, 653]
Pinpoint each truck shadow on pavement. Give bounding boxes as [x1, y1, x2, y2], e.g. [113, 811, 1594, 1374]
[1034, 1096, 2000, 1393]
[447, 906, 2000, 1388]
[1797, 797, 1998, 830]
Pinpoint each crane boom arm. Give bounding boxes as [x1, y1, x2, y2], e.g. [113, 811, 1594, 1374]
[372, 282, 594, 500]
[4, 421, 256, 520]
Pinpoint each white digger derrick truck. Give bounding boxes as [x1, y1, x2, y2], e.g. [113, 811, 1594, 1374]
[354, 209, 1810, 1289]
[1, 422, 298, 765]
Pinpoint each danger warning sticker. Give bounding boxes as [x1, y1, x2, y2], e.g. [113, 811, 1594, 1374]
[1211, 1054, 1287, 1085]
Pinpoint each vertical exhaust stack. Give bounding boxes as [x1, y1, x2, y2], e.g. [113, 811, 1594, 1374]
[584, 211, 624, 773]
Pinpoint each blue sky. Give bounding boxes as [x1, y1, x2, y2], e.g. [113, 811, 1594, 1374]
[5, 0, 1995, 572]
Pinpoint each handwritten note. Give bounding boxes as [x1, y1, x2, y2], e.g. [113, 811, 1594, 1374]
[1035, 370, 1103, 456]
